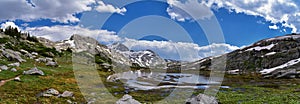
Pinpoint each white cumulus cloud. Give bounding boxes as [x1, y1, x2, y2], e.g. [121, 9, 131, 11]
[167, 0, 300, 33]
[166, 0, 214, 22]
[269, 24, 279, 30]
[122, 39, 239, 61]
[0, 0, 95, 23]
[95, 1, 127, 15]
[0, 0, 126, 23]
[25, 25, 121, 43]
[1, 21, 20, 31]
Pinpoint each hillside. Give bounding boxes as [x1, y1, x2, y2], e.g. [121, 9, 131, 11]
[174, 33, 300, 79]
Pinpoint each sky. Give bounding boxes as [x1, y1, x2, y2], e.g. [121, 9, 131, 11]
[0, 0, 299, 61]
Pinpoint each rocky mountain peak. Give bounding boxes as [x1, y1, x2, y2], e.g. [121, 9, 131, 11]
[109, 43, 129, 52]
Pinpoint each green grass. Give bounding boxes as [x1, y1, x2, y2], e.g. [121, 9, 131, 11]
[0, 54, 86, 103]
[217, 85, 300, 104]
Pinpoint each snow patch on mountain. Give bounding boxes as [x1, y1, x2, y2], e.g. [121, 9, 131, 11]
[109, 43, 166, 68]
[260, 58, 300, 75]
[246, 43, 276, 51]
[265, 52, 276, 56]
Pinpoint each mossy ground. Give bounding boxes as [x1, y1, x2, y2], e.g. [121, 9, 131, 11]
[1, 53, 300, 103]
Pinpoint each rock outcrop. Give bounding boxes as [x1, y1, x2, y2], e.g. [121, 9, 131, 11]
[8, 62, 20, 67]
[0, 65, 8, 70]
[2, 49, 26, 62]
[38, 88, 60, 97]
[116, 94, 141, 104]
[45, 61, 58, 67]
[59, 91, 74, 98]
[23, 67, 45, 76]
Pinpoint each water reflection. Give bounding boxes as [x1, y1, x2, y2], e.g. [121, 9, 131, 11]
[107, 69, 229, 90]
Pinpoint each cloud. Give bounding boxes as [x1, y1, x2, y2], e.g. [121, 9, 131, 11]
[25, 25, 121, 43]
[269, 24, 279, 30]
[0, 0, 95, 23]
[166, 0, 214, 22]
[95, 1, 127, 15]
[197, 43, 240, 58]
[122, 39, 239, 61]
[167, 0, 300, 32]
[202, 0, 300, 33]
[0, 0, 126, 23]
[1, 21, 20, 31]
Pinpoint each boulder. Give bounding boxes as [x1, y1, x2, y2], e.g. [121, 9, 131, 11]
[14, 76, 21, 81]
[59, 91, 73, 98]
[39, 88, 60, 97]
[10, 68, 17, 72]
[20, 49, 29, 54]
[31, 52, 38, 56]
[2, 49, 26, 62]
[8, 62, 20, 67]
[25, 53, 35, 59]
[35, 57, 53, 63]
[45, 61, 58, 67]
[23, 67, 44, 75]
[0, 65, 8, 70]
[67, 100, 77, 104]
[101, 63, 111, 69]
[185, 94, 218, 104]
[116, 94, 141, 104]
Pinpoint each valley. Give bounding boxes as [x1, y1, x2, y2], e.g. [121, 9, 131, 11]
[0, 28, 300, 103]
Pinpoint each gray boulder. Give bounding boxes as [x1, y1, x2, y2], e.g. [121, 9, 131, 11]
[23, 67, 44, 75]
[20, 49, 29, 54]
[2, 49, 26, 62]
[186, 94, 218, 104]
[35, 57, 53, 63]
[31, 52, 38, 56]
[25, 53, 35, 59]
[10, 68, 17, 72]
[0, 65, 8, 70]
[116, 94, 141, 104]
[45, 61, 58, 67]
[8, 62, 20, 67]
[101, 63, 111, 69]
[39, 88, 60, 97]
[59, 91, 74, 98]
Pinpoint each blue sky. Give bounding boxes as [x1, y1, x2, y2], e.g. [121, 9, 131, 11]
[0, 0, 299, 61]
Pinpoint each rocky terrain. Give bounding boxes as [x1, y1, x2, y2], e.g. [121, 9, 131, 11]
[176, 33, 300, 79]
[109, 43, 166, 68]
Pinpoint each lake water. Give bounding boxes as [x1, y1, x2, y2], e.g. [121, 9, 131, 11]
[107, 70, 229, 91]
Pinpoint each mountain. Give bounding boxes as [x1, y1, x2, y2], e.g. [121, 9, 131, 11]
[38, 34, 132, 68]
[38, 33, 300, 78]
[179, 33, 300, 78]
[109, 43, 166, 68]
